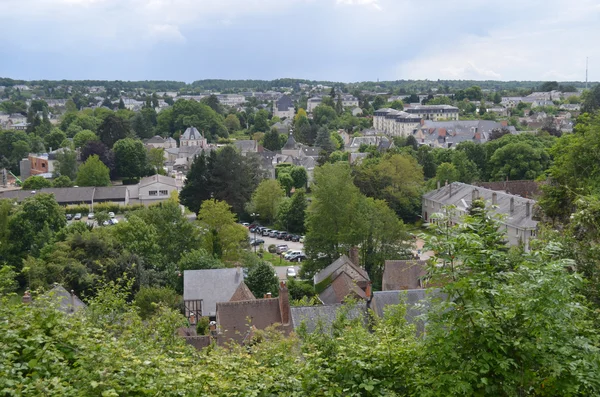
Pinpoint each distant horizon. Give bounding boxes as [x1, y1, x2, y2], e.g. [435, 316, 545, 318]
[1, 76, 598, 86]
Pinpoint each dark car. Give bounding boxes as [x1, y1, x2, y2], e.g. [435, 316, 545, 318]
[284, 234, 293, 241]
[291, 235, 300, 242]
[277, 231, 287, 239]
[66, 214, 73, 221]
[250, 238, 265, 246]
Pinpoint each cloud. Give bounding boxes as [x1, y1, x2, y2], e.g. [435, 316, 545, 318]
[147, 24, 186, 43]
[336, 0, 381, 10]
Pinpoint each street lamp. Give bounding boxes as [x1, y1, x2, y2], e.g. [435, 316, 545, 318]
[251, 212, 259, 253]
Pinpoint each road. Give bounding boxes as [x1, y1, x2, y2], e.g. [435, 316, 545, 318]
[274, 264, 301, 281]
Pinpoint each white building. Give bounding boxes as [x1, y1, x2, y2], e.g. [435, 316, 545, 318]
[180, 126, 208, 147]
[273, 95, 295, 119]
[373, 108, 421, 137]
[403, 104, 459, 121]
[307, 97, 322, 113]
[217, 94, 246, 107]
[422, 182, 538, 250]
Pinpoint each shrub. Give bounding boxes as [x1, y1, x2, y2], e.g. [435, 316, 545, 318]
[196, 316, 210, 335]
[268, 244, 276, 253]
[133, 286, 181, 319]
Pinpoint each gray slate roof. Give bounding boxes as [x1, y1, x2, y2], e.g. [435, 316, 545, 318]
[181, 126, 202, 140]
[290, 302, 366, 333]
[423, 182, 537, 230]
[139, 174, 177, 188]
[184, 268, 245, 316]
[276, 95, 294, 112]
[44, 284, 87, 314]
[0, 187, 127, 204]
[282, 133, 298, 150]
[233, 140, 258, 153]
[314, 255, 369, 285]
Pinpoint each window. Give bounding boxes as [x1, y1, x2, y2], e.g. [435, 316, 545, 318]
[159, 190, 168, 196]
[149, 190, 158, 196]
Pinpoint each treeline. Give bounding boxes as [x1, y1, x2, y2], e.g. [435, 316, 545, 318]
[0, 78, 187, 91]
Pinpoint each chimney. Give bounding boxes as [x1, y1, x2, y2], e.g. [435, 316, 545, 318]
[365, 281, 372, 300]
[526, 202, 530, 218]
[449, 183, 453, 197]
[437, 180, 440, 190]
[70, 290, 75, 313]
[264, 292, 272, 299]
[471, 189, 479, 202]
[510, 197, 514, 214]
[492, 192, 497, 206]
[349, 246, 359, 266]
[278, 281, 290, 325]
[22, 290, 31, 304]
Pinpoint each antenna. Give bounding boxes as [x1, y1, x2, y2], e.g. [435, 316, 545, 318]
[586, 57, 589, 90]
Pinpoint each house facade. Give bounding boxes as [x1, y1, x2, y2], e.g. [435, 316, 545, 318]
[422, 182, 538, 250]
[403, 104, 459, 121]
[273, 95, 295, 119]
[373, 108, 421, 137]
[134, 174, 179, 204]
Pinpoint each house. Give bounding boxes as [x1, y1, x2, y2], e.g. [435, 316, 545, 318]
[281, 133, 299, 157]
[341, 95, 359, 108]
[532, 100, 555, 108]
[273, 95, 295, 119]
[144, 135, 177, 149]
[129, 174, 180, 204]
[345, 135, 392, 153]
[180, 126, 208, 147]
[307, 96, 323, 113]
[183, 268, 247, 318]
[290, 302, 366, 334]
[382, 260, 428, 291]
[500, 97, 524, 108]
[403, 104, 459, 121]
[413, 120, 517, 148]
[42, 284, 87, 314]
[351, 107, 363, 117]
[272, 119, 293, 134]
[422, 182, 538, 250]
[217, 94, 246, 107]
[233, 140, 259, 155]
[216, 281, 292, 345]
[314, 252, 371, 305]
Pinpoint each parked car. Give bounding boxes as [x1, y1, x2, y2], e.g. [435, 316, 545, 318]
[269, 230, 278, 238]
[241, 222, 250, 227]
[110, 218, 119, 225]
[284, 250, 302, 260]
[286, 267, 297, 278]
[277, 231, 287, 239]
[276, 244, 289, 254]
[262, 228, 271, 236]
[88, 213, 95, 220]
[102, 220, 111, 226]
[284, 234, 293, 241]
[250, 238, 265, 246]
[66, 214, 73, 221]
[299, 235, 305, 243]
[288, 253, 306, 262]
[73, 213, 82, 220]
[108, 212, 115, 219]
[291, 235, 300, 242]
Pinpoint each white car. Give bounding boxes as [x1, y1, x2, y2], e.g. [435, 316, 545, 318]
[284, 250, 302, 260]
[108, 212, 115, 219]
[87, 213, 95, 220]
[110, 218, 119, 225]
[286, 267, 297, 278]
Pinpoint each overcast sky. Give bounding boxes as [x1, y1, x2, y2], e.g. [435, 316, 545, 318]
[1, 0, 598, 82]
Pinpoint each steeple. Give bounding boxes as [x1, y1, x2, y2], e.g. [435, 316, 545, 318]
[282, 132, 297, 150]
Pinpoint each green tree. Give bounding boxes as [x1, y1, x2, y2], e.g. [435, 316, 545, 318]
[582, 85, 600, 113]
[315, 126, 334, 154]
[251, 179, 285, 224]
[253, 109, 269, 132]
[313, 105, 337, 127]
[263, 128, 282, 151]
[493, 91, 502, 104]
[21, 176, 52, 190]
[73, 129, 99, 148]
[97, 114, 131, 148]
[417, 202, 600, 396]
[372, 95, 386, 110]
[52, 175, 74, 188]
[489, 141, 549, 181]
[389, 99, 404, 110]
[197, 199, 247, 261]
[276, 189, 307, 234]
[113, 138, 148, 179]
[335, 94, 343, 115]
[289, 166, 308, 189]
[277, 173, 294, 196]
[118, 98, 125, 110]
[224, 114, 241, 133]
[134, 286, 180, 319]
[432, 162, 460, 186]
[245, 261, 279, 298]
[148, 147, 165, 173]
[55, 148, 78, 180]
[44, 128, 67, 151]
[76, 155, 111, 186]
[179, 152, 212, 214]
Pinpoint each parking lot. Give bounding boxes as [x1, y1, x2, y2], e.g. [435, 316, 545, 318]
[248, 230, 304, 252]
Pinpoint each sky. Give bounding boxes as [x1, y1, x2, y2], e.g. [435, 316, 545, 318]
[0, 0, 599, 83]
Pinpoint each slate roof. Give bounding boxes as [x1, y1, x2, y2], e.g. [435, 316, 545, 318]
[276, 95, 294, 112]
[423, 182, 537, 230]
[0, 187, 128, 204]
[184, 268, 245, 316]
[233, 140, 258, 153]
[145, 135, 166, 144]
[319, 272, 367, 305]
[181, 126, 202, 140]
[282, 133, 298, 150]
[414, 120, 517, 147]
[314, 255, 369, 286]
[229, 282, 256, 302]
[44, 284, 87, 314]
[347, 136, 390, 149]
[382, 260, 427, 291]
[139, 174, 177, 188]
[371, 289, 435, 328]
[301, 146, 321, 157]
[290, 302, 367, 333]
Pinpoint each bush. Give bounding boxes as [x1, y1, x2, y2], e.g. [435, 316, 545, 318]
[122, 178, 140, 186]
[133, 286, 181, 319]
[196, 316, 210, 335]
[268, 244, 276, 254]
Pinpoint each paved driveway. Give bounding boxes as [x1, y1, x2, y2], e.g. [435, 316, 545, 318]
[248, 230, 304, 251]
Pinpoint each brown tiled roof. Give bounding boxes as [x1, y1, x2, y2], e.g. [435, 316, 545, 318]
[319, 272, 367, 305]
[382, 260, 427, 291]
[229, 282, 256, 302]
[216, 298, 291, 345]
